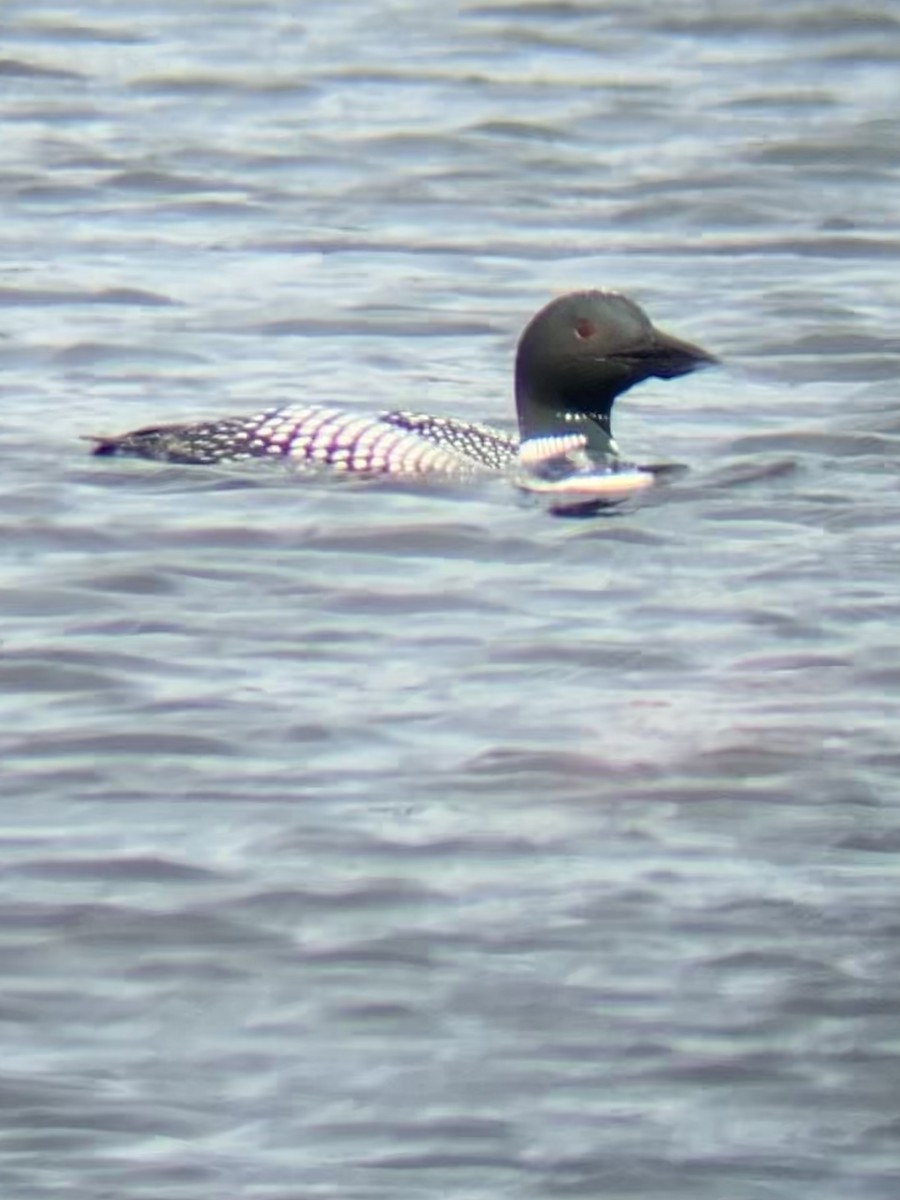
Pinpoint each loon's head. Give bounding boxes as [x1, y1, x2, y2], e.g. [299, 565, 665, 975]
[514, 290, 717, 457]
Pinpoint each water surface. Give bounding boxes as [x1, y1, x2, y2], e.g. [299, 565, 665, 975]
[2, 1, 900, 1197]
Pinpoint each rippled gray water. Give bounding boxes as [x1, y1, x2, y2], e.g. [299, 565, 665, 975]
[3, 1, 900, 1196]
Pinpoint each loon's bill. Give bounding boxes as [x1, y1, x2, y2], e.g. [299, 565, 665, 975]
[90, 289, 716, 501]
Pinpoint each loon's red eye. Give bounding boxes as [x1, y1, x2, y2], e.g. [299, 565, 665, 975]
[574, 317, 596, 340]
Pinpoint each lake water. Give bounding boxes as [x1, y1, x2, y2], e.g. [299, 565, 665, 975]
[2, 1, 900, 1197]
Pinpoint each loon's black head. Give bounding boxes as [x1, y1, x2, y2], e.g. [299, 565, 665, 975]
[514, 290, 717, 457]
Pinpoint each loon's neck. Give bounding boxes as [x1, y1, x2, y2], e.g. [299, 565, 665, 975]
[515, 376, 621, 459]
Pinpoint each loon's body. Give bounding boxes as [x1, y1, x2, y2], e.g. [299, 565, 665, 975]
[93, 406, 518, 474]
[92, 291, 716, 501]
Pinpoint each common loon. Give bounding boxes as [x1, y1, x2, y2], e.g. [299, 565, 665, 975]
[91, 290, 716, 501]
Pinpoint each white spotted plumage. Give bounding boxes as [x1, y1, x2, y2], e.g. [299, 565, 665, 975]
[91, 401, 646, 498]
[216, 405, 503, 477]
[140, 404, 490, 478]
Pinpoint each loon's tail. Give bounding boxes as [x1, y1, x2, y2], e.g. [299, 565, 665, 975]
[84, 434, 129, 456]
